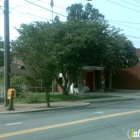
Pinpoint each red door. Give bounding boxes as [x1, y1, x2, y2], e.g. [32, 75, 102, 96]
[86, 72, 93, 91]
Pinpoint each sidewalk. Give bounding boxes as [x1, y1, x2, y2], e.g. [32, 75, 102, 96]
[0, 92, 139, 114]
[0, 101, 90, 114]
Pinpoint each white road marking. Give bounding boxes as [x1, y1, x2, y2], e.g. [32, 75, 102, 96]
[6, 122, 22, 126]
[94, 112, 104, 114]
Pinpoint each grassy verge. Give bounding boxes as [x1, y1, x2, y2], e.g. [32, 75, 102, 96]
[15, 92, 117, 104]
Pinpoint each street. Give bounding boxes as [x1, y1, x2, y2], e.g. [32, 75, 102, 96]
[0, 99, 140, 140]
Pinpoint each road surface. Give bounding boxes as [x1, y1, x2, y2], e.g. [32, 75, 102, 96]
[0, 99, 140, 140]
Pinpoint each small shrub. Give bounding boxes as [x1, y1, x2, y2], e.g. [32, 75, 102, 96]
[17, 92, 46, 103]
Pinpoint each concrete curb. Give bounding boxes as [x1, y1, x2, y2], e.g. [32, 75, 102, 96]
[0, 103, 90, 114]
[87, 98, 134, 103]
[0, 97, 135, 114]
[81, 97, 134, 103]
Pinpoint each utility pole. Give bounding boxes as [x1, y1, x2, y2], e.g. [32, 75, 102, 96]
[50, 0, 54, 94]
[50, 0, 54, 21]
[4, 0, 10, 107]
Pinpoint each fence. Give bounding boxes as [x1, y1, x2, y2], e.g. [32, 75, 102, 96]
[24, 87, 51, 92]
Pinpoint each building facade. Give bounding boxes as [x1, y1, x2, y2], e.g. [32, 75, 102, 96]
[111, 49, 140, 90]
[55, 66, 105, 93]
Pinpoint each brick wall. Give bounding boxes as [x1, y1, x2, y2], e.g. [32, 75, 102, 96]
[112, 49, 140, 90]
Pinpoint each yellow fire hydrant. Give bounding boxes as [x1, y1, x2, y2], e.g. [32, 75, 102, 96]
[7, 88, 16, 110]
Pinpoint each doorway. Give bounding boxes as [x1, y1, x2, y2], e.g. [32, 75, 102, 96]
[86, 72, 94, 91]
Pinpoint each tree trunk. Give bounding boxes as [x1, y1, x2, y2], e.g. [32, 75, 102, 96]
[56, 75, 71, 95]
[109, 66, 113, 90]
[62, 85, 68, 95]
[45, 85, 50, 107]
[62, 78, 69, 95]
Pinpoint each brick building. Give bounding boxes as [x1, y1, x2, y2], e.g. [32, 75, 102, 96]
[111, 49, 140, 90]
[55, 66, 105, 93]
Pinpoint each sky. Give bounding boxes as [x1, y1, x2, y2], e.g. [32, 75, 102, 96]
[0, 0, 140, 48]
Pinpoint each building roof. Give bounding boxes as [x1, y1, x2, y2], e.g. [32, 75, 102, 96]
[0, 63, 28, 74]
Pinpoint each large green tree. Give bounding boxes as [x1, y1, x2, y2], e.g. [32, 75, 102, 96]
[51, 19, 110, 94]
[12, 22, 58, 107]
[66, 3, 138, 90]
[12, 3, 108, 95]
[12, 3, 138, 96]
[50, 3, 108, 94]
[12, 19, 110, 95]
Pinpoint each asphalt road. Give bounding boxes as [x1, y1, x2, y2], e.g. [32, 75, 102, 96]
[0, 99, 140, 140]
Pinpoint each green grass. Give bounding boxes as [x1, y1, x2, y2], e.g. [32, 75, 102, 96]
[15, 92, 117, 104]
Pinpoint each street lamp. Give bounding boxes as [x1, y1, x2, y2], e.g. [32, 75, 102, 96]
[87, 0, 92, 1]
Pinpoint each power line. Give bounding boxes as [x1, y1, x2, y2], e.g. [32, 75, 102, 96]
[132, 41, 140, 43]
[126, 35, 140, 39]
[26, 13, 51, 21]
[107, 0, 140, 13]
[10, 6, 47, 13]
[10, 1, 49, 13]
[40, 0, 66, 10]
[107, 19, 140, 25]
[121, 0, 140, 9]
[109, 21, 140, 30]
[10, 0, 38, 8]
[10, 7, 51, 21]
[10, 8, 38, 22]
[10, 0, 66, 17]
[25, 0, 67, 18]
[134, 0, 140, 4]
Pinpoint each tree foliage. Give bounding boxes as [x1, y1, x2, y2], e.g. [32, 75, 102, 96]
[103, 29, 139, 89]
[12, 3, 138, 96]
[66, 3, 104, 21]
[49, 3, 109, 94]
[12, 22, 58, 107]
[51, 19, 111, 94]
